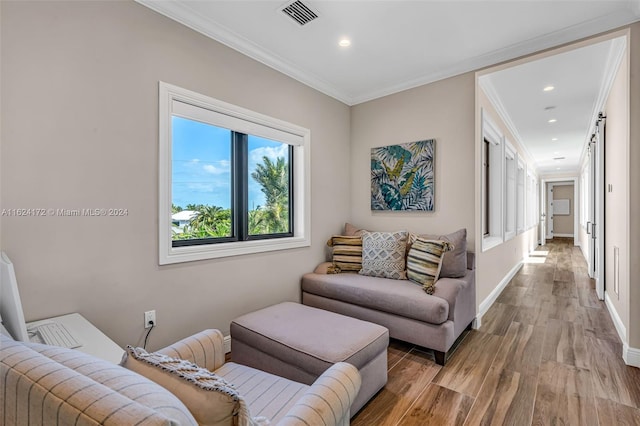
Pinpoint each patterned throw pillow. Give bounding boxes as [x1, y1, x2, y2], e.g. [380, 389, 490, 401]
[359, 231, 408, 279]
[327, 235, 362, 273]
[122, 346, 268, 426]
[407, 237, 454, 294]
[408, 228, 467, 278]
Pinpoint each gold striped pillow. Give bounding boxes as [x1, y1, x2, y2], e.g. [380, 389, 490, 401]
[407, 238, 453, 294]
[327, 235, 362, 273]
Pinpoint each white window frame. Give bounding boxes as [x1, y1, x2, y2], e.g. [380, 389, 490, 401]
[516, 159, 525, 234]
[482, 109, 504, 251]
[504, 141, 517, 241]
[526, 168, 537, 229]
[158, 82, 311, 265]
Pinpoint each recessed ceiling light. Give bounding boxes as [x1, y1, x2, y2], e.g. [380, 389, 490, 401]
[548, 118, 557, 123]
[554, 151, 560, 155]
[544, 85, 555, 92]
[552, 138, 558, 141]
[338, 38, 351, 47]
[556, 167, 561, 170]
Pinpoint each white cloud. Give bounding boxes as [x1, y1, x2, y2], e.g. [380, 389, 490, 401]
[249, 144, 288, 170]
[203, 160, 230, 175]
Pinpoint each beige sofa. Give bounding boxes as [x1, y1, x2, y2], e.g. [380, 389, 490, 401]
[302, 227, 476, 365]
[0, 329, 361, 425]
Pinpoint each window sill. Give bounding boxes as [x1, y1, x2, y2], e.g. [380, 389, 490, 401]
[160, 236, 310, 265]
[482, 236, 503, 252]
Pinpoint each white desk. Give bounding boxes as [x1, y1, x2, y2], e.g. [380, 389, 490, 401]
[27, 313, 124, 364]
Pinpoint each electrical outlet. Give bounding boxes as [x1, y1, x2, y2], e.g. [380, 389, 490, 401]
[144, 310, 156, 329]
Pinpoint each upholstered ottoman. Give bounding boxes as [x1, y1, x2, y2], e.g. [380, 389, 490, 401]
[230, 302, 389, 415]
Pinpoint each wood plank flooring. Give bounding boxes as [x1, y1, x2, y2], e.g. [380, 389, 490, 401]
[351, 238, 640, 426]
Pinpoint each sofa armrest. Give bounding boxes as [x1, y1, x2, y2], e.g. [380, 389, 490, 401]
[157, 329, 226, 371]
[313, 261, 333, 274]
[277, 362, 361, 426]
[467, 251, 475, 270]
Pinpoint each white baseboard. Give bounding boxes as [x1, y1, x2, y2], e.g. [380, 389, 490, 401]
[624, 344, 640, 368]
[223, 335, 231, 354]
[552, 233, 574, 238]
[604, 293, 640, 368]
[605, 292, 626, 343]
[474, 260, 523, 329]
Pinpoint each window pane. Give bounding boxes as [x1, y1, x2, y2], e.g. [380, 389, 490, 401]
[171, 116, 233, 241]
[247, 135, 291, 236]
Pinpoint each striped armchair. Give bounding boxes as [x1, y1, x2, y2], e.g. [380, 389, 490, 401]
[1, 330, 361, 426]
[153, 329, 362, 426]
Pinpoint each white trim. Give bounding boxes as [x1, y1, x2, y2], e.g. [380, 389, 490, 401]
[480, 76, 537, 168]
[604, 293, 640, 367]
[474, 261, 523, 328]
[136, 0, 350, 104]
[583, 37, 627, 162]
[624, 345, 640, 368]
[481, 109, 505, 251]
[544, 178, 579, 247]
[158, 82, 311, 265]
[136, 3, 638, 106]
[604, 292, 626, 343]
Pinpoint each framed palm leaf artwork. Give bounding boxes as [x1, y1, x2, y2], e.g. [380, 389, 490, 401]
[371, 139, 435, 211]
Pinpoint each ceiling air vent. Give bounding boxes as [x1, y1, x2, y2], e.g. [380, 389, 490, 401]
[553, 157, 566, 160]
[280, 0, 318, 26]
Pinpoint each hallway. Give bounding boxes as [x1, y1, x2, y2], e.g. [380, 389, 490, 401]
[352, 238, 640, 425]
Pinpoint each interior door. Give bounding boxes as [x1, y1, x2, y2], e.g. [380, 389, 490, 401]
[546, 184, 554, 240]
[539, 180, 546, 246]
[589, 116, 605, 300]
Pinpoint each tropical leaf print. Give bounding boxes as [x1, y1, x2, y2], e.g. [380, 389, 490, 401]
[370, 139, 435, 211]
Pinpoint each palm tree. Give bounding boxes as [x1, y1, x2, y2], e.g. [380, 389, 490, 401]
[187, 205, 231, 237]
[251, 156, 289, 234]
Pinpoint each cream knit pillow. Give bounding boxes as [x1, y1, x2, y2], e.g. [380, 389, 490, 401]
[358, 230, 408, 279]
[122, 346, 268, 426]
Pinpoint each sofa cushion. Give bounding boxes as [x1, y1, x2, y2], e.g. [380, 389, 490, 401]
[0, 335, 197, 426]
[327, 235, 363, 272]
[122, 347, 262, 426]
[411, 228, 467, 278]
[301, 273, 449, 324]
[407, 238, 453, 294]
[359, 230, 408, 280]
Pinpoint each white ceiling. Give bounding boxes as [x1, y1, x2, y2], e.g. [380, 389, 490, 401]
[480, 36, 626, 175]
[137, 0, 640, 175]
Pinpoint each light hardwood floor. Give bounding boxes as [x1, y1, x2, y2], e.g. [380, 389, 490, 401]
[351, 238, 640, 426]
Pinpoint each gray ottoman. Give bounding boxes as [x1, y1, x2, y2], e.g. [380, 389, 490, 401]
[230, 302, 389, 415]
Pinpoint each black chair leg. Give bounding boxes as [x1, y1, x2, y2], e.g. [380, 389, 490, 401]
[434, 350, 446, 366]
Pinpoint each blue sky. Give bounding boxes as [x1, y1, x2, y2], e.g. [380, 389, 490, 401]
[171, 116, 288, 210]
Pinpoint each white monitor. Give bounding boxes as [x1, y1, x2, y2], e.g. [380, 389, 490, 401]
[0, 252, 29, 341]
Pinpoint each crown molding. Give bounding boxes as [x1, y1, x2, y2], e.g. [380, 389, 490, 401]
[137, 1, 639, 106]
[478, 76, 537, 170]
[135, 0, 352, 105]
[578, 35, 627, 169]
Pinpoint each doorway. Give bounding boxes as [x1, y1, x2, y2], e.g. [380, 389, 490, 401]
[546, 182, 575, 239]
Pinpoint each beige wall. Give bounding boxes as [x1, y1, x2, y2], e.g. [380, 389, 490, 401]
[628, 22, 640, 349]
[604, 50, 630, 338]
[2, 2, 639, 353]
[476, 87, 538, 306]
[0, 1, 351, 349]
[552, 184, 574, 236]
[349, 73, 476, 248]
